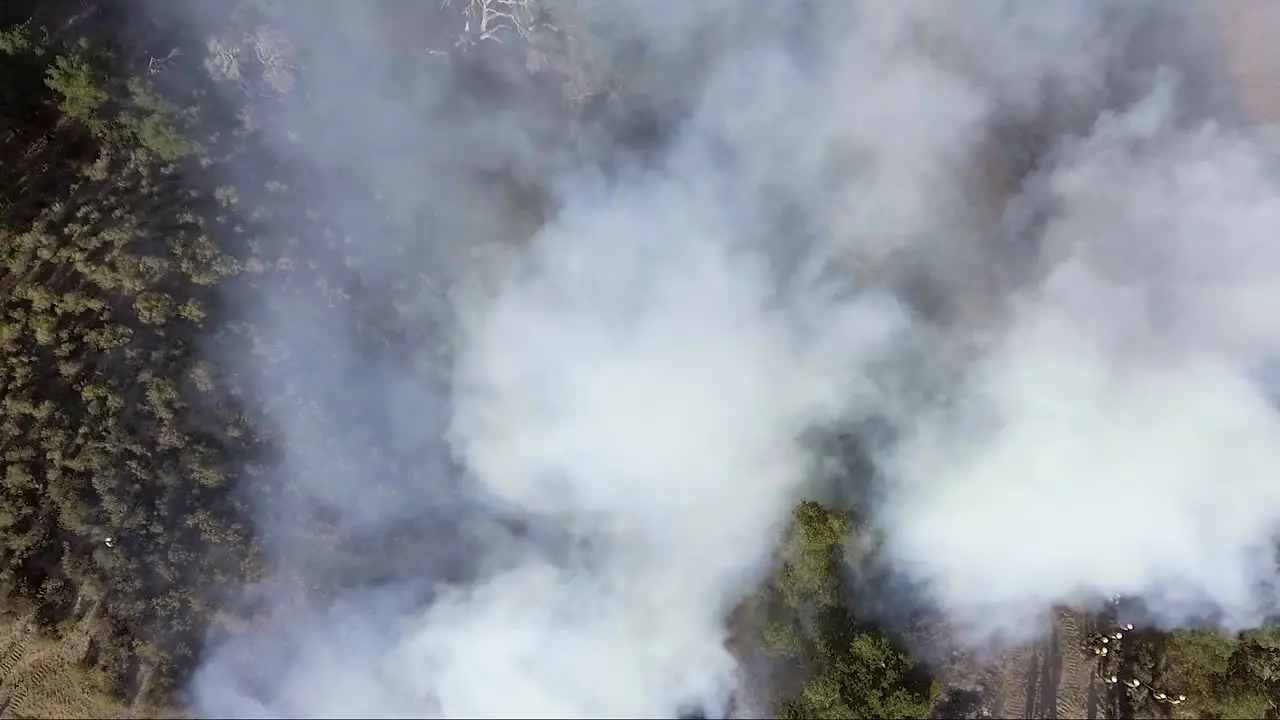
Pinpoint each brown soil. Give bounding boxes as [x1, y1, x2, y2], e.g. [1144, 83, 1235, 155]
[0, 607, 176, 720]
[974, 607, 1111, 720]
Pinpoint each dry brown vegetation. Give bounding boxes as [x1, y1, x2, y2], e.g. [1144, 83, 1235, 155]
[0, 609, 176, 719]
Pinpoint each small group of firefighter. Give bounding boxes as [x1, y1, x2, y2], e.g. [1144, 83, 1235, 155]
[1099, 675, 1186, 705]
[1085, 628, 1125, 658]
[1087, 619, 1186, 707]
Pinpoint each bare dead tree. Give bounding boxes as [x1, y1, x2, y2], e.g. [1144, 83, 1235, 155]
[204, 36, 243, 84]
[147, 48, 182, 77]
[443, 0, 536, 46]
[204, 28, 297, 96]
[247, 27, 297, 94]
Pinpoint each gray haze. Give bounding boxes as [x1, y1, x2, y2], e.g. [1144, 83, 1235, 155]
[145, 0, 1280, 716]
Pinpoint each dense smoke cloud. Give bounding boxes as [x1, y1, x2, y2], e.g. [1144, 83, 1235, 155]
[879, 82, 1280, 641]
[152, 0, 1280, 716]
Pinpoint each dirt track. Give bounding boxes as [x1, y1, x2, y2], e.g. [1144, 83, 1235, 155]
[979, 608, 1103, 720]
[0, 614, 116, 719]
[0, 602, 180, 720]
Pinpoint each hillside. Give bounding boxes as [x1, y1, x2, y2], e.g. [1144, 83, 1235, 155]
[0, 1, 1277, 718]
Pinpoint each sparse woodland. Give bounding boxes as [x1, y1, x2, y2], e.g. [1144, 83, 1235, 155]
[0, 1, 1276, 718]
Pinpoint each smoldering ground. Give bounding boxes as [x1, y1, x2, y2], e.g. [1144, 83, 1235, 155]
[140, 0, 1280, 716]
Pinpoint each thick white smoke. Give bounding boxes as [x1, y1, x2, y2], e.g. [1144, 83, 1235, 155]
[878, 79, 1280, 639]
[173, 0, 1280, 716]
[426, 170, 907, 716]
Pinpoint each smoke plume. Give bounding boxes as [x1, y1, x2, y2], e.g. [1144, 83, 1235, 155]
[151, 0, 1280, 715]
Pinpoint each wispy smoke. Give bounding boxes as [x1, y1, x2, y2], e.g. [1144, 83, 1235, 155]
[157, 0, 1280, 716]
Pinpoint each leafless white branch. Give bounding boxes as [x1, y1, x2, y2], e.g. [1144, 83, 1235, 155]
[147, 47, 182, 77]
[443, 0, 536, 47]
